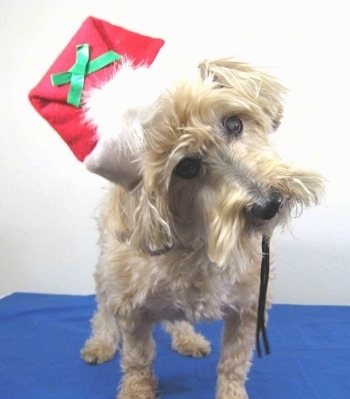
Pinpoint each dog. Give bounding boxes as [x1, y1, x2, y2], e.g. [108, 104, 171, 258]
[81, 58, 324, 399]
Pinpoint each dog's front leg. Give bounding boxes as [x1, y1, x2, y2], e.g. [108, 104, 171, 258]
[216, 311, 256, 399]
[117, 317, 157, 399]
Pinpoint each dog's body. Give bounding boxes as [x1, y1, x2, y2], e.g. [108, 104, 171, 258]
[81, 59, 324, 399]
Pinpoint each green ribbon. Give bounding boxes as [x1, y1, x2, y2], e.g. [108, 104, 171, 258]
[51, 44, 121, 107]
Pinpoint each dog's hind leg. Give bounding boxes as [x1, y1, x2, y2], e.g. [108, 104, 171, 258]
[81, 305, 120, 364]
[163, 320, 211, 357]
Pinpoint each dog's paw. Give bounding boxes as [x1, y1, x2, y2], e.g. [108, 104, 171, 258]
[216, 388, 248, 399]
[81, 338, 117, 364]
[216, 379, 248, 399]
[117, 369, 157, 399]
[172, 331, 211, 358]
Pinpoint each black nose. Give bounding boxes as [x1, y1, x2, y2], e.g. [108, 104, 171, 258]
[251, 190, 284, 220]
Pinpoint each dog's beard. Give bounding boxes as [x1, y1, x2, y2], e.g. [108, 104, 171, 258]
[198, 162, 324, 271]
[204, 185, 255, 269]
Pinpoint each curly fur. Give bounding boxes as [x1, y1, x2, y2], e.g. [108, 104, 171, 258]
[81, 58, 324, 399]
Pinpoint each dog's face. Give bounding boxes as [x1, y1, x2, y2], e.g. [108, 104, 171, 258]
[126, 59, 324, 267]
[88, 58, 324, 268]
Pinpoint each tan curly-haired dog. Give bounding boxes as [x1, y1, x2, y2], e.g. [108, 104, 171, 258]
[81, 58, 324, 399]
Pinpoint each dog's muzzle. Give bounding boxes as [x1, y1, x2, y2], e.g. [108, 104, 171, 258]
[251, 190, 284, 220]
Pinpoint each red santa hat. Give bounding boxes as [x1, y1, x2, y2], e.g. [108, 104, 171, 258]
[29, 16, 165, 188]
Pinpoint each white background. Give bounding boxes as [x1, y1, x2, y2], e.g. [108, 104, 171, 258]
[1, 0, 349, 304]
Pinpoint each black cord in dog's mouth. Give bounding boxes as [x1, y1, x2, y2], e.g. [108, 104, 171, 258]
[256, 235, 271, 358]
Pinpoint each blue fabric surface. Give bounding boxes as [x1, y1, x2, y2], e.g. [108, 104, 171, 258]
[0, 293, 349, 399]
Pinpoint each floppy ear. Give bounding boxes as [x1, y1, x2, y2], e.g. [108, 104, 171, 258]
[130, 186, 173, 255]
[198, 58, 286, 130]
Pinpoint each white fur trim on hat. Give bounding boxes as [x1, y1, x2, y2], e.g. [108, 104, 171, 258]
[83, 59, 171, 186]
[84, 59, 170, 152]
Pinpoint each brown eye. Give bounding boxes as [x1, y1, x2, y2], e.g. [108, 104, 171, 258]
[223, 115, 243, 137]
[175, 157, 201, 179]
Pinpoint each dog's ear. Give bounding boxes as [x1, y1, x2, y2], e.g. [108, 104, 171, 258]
[130, 185, 173, 255]
[198, 58, 286, 130]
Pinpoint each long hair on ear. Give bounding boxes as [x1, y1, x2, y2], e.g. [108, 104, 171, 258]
[101, 179, 173, 256]
[130, 186, 173, 256]
[198, 58, 286, 130]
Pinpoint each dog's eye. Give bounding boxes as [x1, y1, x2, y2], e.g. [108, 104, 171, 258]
[223, 115, 243, 137]
[175, 157, 201, 179]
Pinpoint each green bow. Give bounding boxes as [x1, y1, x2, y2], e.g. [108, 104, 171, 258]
[51, 44, 121, 108]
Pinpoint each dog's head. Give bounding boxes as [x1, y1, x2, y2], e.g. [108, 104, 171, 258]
[85, 58, 324, 268]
